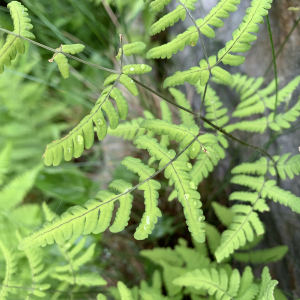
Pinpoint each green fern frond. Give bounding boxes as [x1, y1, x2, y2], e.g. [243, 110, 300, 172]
[231, 175, 300, 213]
[215, 204, 265, 261]
[231, 157, 268, 175]
[0, 1, 35, 74]
[135, 135, 206, 243]
[169, 88, 195, 126]
[118, 281, 134, 300]
[43, 86, 129, 166]
[215, 0, 272, 67]
[269, 153, 300, 180]
[146, 0, 240, 59]
[139, 119, 219, 160]
[51, 272, 106, 286]
[116, 42, 146, 60]
[104, 74, 139, 96]
[42, 202, 57, 222]
[211, 202, 235, 227]
[0, 165, 42, 210]
[0, 143, 12, 186]
[205, 223, 221, 255]
[0, 242, 18, 300]
[225, 117, 267, 133]
[149, 0, 172, 13]
[173, 267, 259, 300]
[108, 179, 133, 233]
[121, 157, 162, 239]
[233, 245, 288, 264]
[257, 267, 278, 300]
[97, 294, 107, 300]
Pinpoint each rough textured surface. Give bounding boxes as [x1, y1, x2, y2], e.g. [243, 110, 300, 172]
[164, 1, 300, 298]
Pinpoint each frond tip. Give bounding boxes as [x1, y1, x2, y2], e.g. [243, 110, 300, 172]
[0, 1, 35, 74]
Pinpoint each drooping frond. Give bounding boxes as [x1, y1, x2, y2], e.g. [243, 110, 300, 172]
[0, 165, 41, 210]
[233, 245, 288, 264]
[231, 157, 268, 175]
[169, 88, 195, 126]
[214, 0, 273, 67]
[49, 44, 85, 79]
[117, 282, 134, 300]
[0, 143, 12, 186]
[116, 42, 146, 60]
[0, 242, 18, 300]
[135, 135, 206, 243]
[43, 86, 129, 166]
[149, 0, 197, 36]
[121, 157, 162, 239]
[0, 1, 35, 74]
[268, 153, 300, 180]
[211, 202, 235, 227]
[146, 0, 241, 59]
[173, 267, 259, 300]
[139, 119, 220, 161]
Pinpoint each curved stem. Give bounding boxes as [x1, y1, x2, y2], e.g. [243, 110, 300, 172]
[0, 28, 119, 74]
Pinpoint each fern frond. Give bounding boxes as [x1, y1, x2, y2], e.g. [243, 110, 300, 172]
[123, 64, 152, 75]
[231, 157, 268, 175]
[204, 223, 221, 255]
[0, 143, 12, 186]
[225, 117, 267, 133]
[135, 135, 206, 243]
[140, 119, 219, 160]
[118, 282, 134, 300]
[0, 165, 41, 210]
[149, 0, 172, 13]
[269, 153, 300, 180]
[231, 175, 300, 213]
[257, 267, 278, 300]
[0, 242, 18, 300]
[43, 86, 129, 166]
[173, 267, 259, 300]
[215, 203, 265, 261]
[169, 88, 195, 126]
[0, 1, 35, 74]
[233, 245, 288, 264]
[51, 273, 106, 286]
[97, 294, 107, 300]
[121, 157, 162, 239]
[215, 0, 272, 67]
[147, 0, 240, 59]
[116, 42, 146, 60]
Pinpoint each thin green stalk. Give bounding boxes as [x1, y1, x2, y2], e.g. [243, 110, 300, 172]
[265, 16, 278, 119]
[264, 16, 300, 77]
[0, 28, 119, 74]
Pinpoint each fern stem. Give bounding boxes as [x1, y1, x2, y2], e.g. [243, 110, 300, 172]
[0, 28, 120, 74]
[264, 16, 300, 77]
[198, 82, 208, 128]
[265, 16, 278, 119]
[120, 34, 124, 70]
[178, 0, 209, 65]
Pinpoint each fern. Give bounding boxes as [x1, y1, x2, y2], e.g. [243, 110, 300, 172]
[0, 242, 18, 300]
[43, 86, 129, 166]
[174, 266, 259, 300]
[0, 1, 35, 74]
[116, 42, 146, 60]
[121, 157, 162, 239]
[147, 0, 241, 59]
[214, 0, 272, 67]
[134, 135, 206, 243]
[211, 202, 235, 227]
[233, 245, 288, 264]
